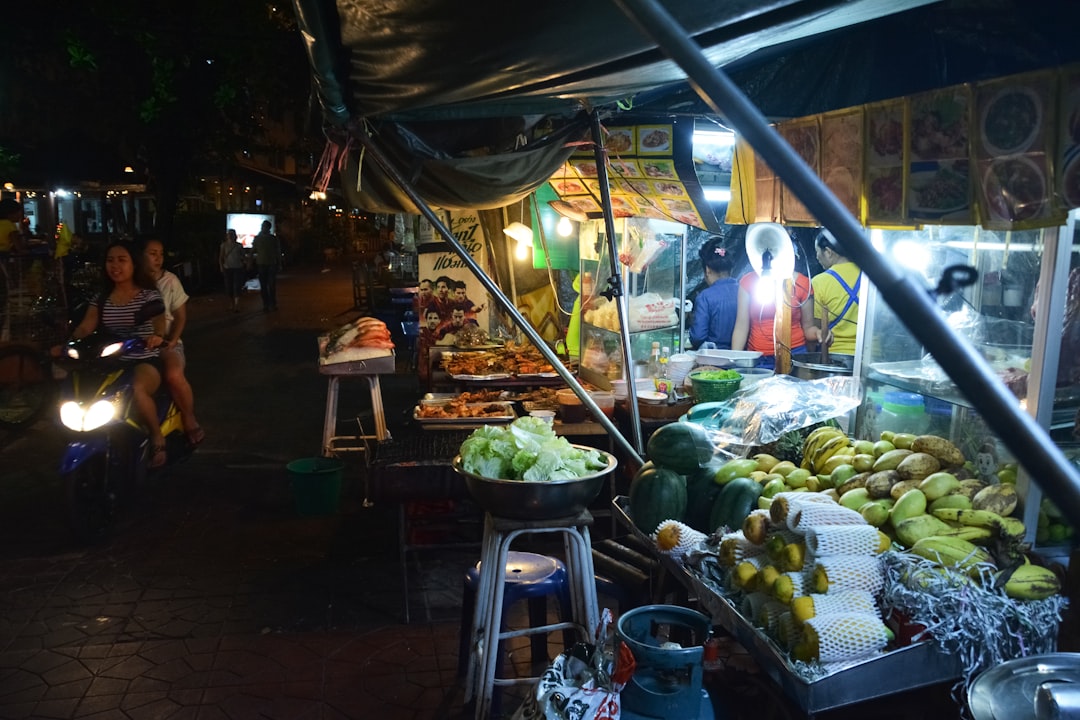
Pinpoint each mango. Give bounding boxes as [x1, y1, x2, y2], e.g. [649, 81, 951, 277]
[852, 453, 876, 473]
[859, 501, 890, 528]
[952, 479, 988, 500]
[715, 458, 760, 485]
[839, 487, 872, 511]
[890, 479, 921, 500]
[829, 464, 859, 487]
[897, 452, 941, 482]
[910, 435, 965, 467]
[853, 440, 876, 456]
[749, 470, 769, 483]
[865, 470, 900, 499]
[872, 440, 896, 458]
[917, 472, 960, 501]
[753, 453, 781, 473]
[880, 431, 895, 443]
[770, 461, 798, 478]
[836, 472, 870, 497]
[972, 484, 1018, 516]
[785, 468, 812, 489]
[892, 433, 917, 450]
[890, 488, 928, 528]
[762, 478, 788, 499]
[873, 449, 914, 472]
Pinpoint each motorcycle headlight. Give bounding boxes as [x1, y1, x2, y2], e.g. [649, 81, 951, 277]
[100, 342, 124, 357]
[60, 399, 118, 431]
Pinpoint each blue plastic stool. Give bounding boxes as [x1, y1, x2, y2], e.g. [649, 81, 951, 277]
[458, 551, 572, 678]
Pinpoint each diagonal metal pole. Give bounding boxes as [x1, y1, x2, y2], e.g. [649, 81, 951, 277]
[611, 0, 1080, 526]
[348, 122, 644, 465]
[589, 110, 645, 455]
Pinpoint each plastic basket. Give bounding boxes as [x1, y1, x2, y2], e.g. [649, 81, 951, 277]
[688, 371, 743, 403]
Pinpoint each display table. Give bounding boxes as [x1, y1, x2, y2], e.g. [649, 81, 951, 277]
[611, 497, 962, 717]
[320, 354, 396, 459]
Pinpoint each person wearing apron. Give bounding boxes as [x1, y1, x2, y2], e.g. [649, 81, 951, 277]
[811, 230, 862, 366]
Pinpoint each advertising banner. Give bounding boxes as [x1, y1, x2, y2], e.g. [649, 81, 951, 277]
[416, 211, 491, 351]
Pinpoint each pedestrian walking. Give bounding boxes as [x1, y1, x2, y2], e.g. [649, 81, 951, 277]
[219, 229, 245, 312]
[252, 220, 280, 311]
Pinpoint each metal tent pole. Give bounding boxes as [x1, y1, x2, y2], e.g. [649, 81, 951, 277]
[589, 111, 645, 456]
[611, 0, 1080, 525]
[348, 122, 644, 465]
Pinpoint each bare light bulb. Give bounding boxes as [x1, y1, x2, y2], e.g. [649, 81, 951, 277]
[556, 216, 573, 237]
[515, 241, 530, 260]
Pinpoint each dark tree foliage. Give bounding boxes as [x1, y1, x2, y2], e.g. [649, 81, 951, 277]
[1, 1, 315, 235]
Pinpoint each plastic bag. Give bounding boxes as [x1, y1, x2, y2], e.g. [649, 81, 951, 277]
[512, 608, 636, 720]
[688, 375, 862, 456]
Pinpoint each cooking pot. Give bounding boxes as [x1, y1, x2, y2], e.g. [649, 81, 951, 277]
[790, 352, 854, 380]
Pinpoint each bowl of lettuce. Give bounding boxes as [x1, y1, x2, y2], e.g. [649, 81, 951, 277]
[453, 416, 617, 519]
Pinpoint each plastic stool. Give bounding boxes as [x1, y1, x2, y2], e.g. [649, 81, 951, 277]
[464, 510, 599, 720]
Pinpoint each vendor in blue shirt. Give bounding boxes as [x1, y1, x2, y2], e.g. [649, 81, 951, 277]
[689, 236, 739, 350]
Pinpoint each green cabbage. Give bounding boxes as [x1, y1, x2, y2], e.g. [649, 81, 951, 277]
[460, 417, 608, 481]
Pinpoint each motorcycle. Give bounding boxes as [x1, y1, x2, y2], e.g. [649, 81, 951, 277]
[57, 332, 192, 542]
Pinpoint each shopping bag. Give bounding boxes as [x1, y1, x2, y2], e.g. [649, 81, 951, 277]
[512, 608, 636, 720]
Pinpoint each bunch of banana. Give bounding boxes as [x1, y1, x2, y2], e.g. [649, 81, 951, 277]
[908, 536, 995, 577]
[801, 427, 852, 473]
[998, 560, 1062, 600]
[931, 508, 1026, 541]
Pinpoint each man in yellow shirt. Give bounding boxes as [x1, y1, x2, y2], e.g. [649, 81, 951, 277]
[811, 230, 862, 358]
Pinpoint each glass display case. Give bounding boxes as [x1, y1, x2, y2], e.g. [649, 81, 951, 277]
[855, 213, 1080, 556]
[577, 218, 688, 389]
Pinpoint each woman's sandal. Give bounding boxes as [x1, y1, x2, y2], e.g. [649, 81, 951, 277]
[186, 426, 206, 447]
[150, 444, 167, 469]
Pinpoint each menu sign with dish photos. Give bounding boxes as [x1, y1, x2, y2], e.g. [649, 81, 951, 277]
[1057, 66, 1080, 211]
[820, 107, 864, 221]
[778, 117, 821, 225]
[905, 87, 974, 225]
[866, 99, 907, 225]
[555, 118, 721, 231]
[974, 70, 1061, 229]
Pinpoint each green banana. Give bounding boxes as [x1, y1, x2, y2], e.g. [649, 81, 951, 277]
[909, 536, 994, 576]
[1000, 562, 1061, 600]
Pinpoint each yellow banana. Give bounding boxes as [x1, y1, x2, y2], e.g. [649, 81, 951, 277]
[814, 436, 851, 471]
[933, 525, 995, 544]
[931, 508, 1026, 541]
[804, 428, 843, 464]
[909, 536, 994, 576]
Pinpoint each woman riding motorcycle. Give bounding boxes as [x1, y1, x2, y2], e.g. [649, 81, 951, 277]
[67, 240, 169, 467]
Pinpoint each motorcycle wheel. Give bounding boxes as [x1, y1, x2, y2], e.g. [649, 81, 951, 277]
[64, 454, 118, 544]
[0, 345, 51, 429]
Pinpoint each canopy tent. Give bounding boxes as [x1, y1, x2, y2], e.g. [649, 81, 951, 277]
[291, 0, 1080, 524]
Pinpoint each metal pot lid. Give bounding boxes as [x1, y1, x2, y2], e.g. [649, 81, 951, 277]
[968, 653, 1080, 720]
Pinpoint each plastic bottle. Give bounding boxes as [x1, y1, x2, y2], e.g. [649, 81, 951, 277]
[647, 341, 661, 380]
[655, 346, 674, 399]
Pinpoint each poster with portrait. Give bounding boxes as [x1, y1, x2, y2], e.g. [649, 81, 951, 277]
[414, 212, 492, 382]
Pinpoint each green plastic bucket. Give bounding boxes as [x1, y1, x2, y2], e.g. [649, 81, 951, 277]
[286, 457, 345, 515]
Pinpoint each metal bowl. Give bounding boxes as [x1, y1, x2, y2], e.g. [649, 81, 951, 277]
[452, 446, 617, 520]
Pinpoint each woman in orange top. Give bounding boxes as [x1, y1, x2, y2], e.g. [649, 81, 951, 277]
[732, 269, 823, 370]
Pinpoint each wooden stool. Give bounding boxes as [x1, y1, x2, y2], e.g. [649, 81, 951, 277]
[464, 510, 599, 720]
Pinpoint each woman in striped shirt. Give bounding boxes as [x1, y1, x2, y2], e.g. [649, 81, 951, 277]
[69, 241, 169, 468]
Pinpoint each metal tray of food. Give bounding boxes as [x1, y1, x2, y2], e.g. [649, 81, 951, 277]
[612, 496, 963, 715]
[413, 401, 516, 424]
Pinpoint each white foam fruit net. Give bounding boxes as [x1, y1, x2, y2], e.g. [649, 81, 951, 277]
[804, 613, 891, 663]
[814, 555, 884, 595]
[741, 591, 771, 620]
[806, 525, 880, 557]
[788, 503, 865, 533]
[778, 570, 807, 599]
[771, 492, 835, 524]
[756, 599, 789, 635]
[806, 590, 877, 620]
[777, 611, 803, 651]
[719, 530, 766, 564]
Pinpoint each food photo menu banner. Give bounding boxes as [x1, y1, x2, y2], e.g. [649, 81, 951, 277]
[733, 64, 1080, 231]
[551, 117, 722, 232]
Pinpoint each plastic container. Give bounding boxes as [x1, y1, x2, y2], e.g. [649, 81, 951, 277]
[877, 391, 929, 435]
[688, 370, 742, 403]
[529, 409, 556, 424]
[556, 388, 587, 423]
[589, 390, 615, 419]
[286, 457, 344, 516]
